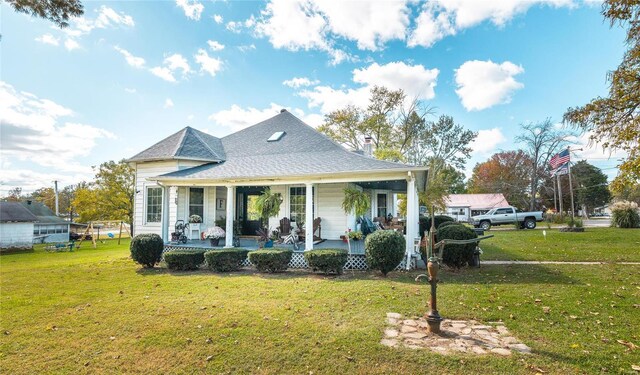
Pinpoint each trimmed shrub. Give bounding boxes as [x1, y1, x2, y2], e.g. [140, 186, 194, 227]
[164, 250, 205, 270]
[436, 224, 477, 269]
[204, 248, 249, 272]
[419, 215, 454, 235]
[365, 230, 405, 276]
[248, 249, 293, 273]
[611, 201, 640, 228]
[304, 249, 348, 275]
[130, 233, 164, 268]
[437, 221, 459, 230]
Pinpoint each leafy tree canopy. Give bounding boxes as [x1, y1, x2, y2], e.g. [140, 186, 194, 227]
[563, 0, 640, 193]
[5, 0, 84, 28]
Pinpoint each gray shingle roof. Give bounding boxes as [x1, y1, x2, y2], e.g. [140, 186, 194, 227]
[20, 201, 68, 224]
[155, 110, 425, 181]
[128, 126, 225, 162]
[0, 202, 37, 222]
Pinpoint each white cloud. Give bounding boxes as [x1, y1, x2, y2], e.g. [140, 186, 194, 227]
[569, 131, 627, 161]
[207, 40, 225, 51]
[455, 60, 524, 111]
[64, 6, 135, 37]
[164, 54, 191, 74]
[208, 103, 322, 133]
[187, 114, 195, 121]
[409, 0, 573, 47]
[282, 77, 320, 88]
[194, 49, 223, 77]
[0, 168, 94, 195]
[35, 34, 59, 46]
[164, 98, 174, 108]
[149, 53, 190, 82]
[470, 128, 506, 154]
[114, 46, 145, 68]
[238, 44, 256, 52]
[312, 0, 410, 51]
[226, 21, 243, 33]
[149, 67, 176, 83]
[299, 61, 439, 114]
[64, 39, 80, 51]
[124, 88, 137, 94]
[213, 14, 224, 24]
[176, 0, 204, 21]
[0, 81, 115, 173]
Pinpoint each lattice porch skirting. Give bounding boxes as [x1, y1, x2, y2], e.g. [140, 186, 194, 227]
[163, 245, 416, 270]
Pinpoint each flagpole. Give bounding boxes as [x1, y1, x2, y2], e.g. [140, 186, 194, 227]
[557, 173, 563, 215]
[568, 160, 575, 219]
[553, 176, 557, 212]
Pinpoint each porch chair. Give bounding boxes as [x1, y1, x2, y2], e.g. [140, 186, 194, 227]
[279, 217, 292, 239]
[299, 217, 323, 242]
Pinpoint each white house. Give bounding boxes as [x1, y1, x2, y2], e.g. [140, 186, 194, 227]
[127, 110, 428, 269]
[442, 194, 510, 222]
[20, 200, 70, 243]
[0, 202, 37, 251]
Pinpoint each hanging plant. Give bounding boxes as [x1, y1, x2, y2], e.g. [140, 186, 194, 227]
[255, 188, 283, 229]
[342, 187, 370, 217]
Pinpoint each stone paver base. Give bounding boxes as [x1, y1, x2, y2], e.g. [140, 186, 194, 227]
[382, 313, 531, 356]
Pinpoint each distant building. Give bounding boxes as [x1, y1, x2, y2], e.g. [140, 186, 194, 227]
[442, 194, 510, 222]
[20, 200, 70, 243]
[0, 202, 37, 251]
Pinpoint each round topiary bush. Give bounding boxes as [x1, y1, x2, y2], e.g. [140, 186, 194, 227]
[419, 215, 455, 235]
[304, 249, 348, 275]
[204, 249, 249, 272]
[436, 224, 477, 269]
[437, 221, 459, 230]
[365, 230, 405, 276]
[248, 249, 292, 273]
[164, 250, 205, 271]
[130, 233, 164, 268]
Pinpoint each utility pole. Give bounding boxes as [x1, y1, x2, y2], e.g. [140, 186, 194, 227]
[566, 147, 582, 219]
[54, 180, 59, 216]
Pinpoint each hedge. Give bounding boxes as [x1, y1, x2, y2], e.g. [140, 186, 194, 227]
[304, 249, 348, 275]
[248, 249, 292, 273]
[130, 233, 164, 268]
[365, 230, 405, 276]
[436, 224, 477, 269]
[419, 215, 454, 235]
[204, 248, 249, 272]
[164, 250, 205, 271]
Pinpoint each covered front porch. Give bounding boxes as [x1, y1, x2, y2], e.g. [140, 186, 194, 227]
[155, 169, 425, 269]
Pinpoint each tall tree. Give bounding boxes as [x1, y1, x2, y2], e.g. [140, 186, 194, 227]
[73, 160, 135, 232]
[440, 166, 467, 194]
[516, 119, 570, 210]
[2, 187, 23, 201]
[29, 187, 56, 212]
[4, 0, 83, 28]
[571, 160, 612, 216]
[563, 0, 640, 193]
[318, 86, 432, 160]
[467, 150, 533, 209]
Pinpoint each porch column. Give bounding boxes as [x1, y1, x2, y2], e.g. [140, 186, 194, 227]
[224, 185, 235, 248]
[305, 182, 314, 251]
[405, 174, 417, 270]
[161, 185, 170, 243]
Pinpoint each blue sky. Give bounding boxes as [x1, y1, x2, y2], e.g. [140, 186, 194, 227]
[0, 0, 627, 193]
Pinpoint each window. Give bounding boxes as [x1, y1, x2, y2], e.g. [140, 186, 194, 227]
[188, 188, 204, 219]
[146, 187, 163, 223]
[289, 187, 314, 224]
[377, 193, 387, 217]
[267, 131, 285, 142]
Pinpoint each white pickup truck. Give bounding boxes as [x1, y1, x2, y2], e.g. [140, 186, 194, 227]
[471, 206, 544, 230]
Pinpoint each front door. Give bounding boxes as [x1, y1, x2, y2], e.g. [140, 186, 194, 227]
[237, 186, 265, 235]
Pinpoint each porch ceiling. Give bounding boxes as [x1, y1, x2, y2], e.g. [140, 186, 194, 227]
[355, 179, 407, 193]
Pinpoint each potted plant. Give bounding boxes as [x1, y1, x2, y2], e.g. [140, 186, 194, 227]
[204, 226, 225, 246]
[348, 230, 363, 241]
[256, 227, 273, 248]
[189, 214, 202, 231]
[342, 187, 370, 232]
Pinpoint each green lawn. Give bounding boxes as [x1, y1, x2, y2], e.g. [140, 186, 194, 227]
[1, 239, 639, 374]
[480, 227, 640, 262]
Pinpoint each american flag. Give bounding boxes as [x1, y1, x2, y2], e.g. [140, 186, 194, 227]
[551, 163, 569, 177]
[550, 149, 570, 169]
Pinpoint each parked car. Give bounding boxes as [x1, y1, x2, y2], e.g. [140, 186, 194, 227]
[471, 206, 544, 230]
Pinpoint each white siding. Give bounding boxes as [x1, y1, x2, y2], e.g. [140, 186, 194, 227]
[133, 160, 205, 236]
[268, 185, 287, 231]
[0, 222, 34, 249]
[316, 183, 348, 240]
